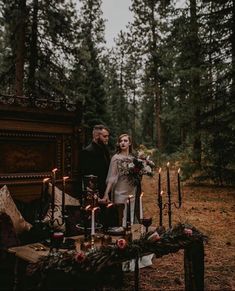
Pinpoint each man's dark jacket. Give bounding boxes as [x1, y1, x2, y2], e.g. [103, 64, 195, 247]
[80, 142, 110, 197]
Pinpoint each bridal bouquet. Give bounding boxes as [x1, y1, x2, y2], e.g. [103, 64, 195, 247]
[117, 152, 155, 186]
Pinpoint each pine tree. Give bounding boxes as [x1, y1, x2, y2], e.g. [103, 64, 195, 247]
[71, 0, 108, 135]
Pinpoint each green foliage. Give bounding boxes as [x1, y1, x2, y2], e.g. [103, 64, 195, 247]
[0, 0, 234, 184]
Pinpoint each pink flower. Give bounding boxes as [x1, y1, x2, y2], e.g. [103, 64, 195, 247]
[184, 228, 193, 236]
[148, 231, 161, 242]
[75, 252, 86, 262]
[116, 238, 127, 249]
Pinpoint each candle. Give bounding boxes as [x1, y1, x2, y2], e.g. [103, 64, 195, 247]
[139, 192, 144, 220]
[62, 176, 69, 218]
[39, 178, 49, 220]
[51, 168, 58, 222]
[128, 195, 132, 226]
[91, 208, 95, 236]
[166, 162, 172, 228]
[166, 162, 171, 195]
[178, 168, 182, 207]
[91, 207, 99, 236]
[159, 190, 163, 226]
[158, 168, 161, 195]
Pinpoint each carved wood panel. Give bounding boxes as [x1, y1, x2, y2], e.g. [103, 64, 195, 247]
[0, 132, 60, 179]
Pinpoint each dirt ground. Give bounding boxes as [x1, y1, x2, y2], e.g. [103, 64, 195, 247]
[123, 169, 235, 291]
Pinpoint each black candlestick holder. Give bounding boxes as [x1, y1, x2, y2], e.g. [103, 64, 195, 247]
[157, 164, 182, 229]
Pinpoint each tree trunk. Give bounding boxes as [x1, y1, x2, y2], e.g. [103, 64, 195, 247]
[232, 0, 235, 100]
[28, 0, 39, 97]
[190, 0, 202, 164]
[149, 1, 162, 150]
[15, 0, 26, 96]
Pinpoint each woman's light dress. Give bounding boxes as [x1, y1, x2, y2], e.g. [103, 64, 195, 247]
[106, 153, 136, 227]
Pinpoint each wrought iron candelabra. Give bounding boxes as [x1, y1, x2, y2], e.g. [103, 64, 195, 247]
[157, 163, 182, 228]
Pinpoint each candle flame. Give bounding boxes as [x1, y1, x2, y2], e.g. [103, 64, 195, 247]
[167, 162, 170, 167]
[160, 190, 163, 196]
[85, 205, 91, 211]
[107, 202, 113, 208]
[159, 167, 162, 173]
[128, 195, 134, 199]
[52, 168, 58, 173]
[178, 168, 181, 174]
[63, 176, 69, 181]
[140, 192, 144, 197]
[93, 206, 100, 212]
[43, 177, 50, 183]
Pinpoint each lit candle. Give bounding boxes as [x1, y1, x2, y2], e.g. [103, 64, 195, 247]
[166, 162, 172, 228]
[51, 168, 58, 222]
[139, 192, 144, 220]
[62, 176, 69, 218]
[91, 207, 99, 236]
[178, 168, 182, 207]
[91, 208, 95, 236]
[128, 195, 132, 226]
[166, 162, 170, 196]
[158, 167, 161, 204]
[39, 178, 49, 220]
[159, 190, 163, 226]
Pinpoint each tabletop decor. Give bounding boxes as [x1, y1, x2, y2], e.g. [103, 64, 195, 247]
[27, 223, 207, 291]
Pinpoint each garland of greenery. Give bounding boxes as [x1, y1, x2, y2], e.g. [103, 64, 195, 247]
[27, 223, 207, 289]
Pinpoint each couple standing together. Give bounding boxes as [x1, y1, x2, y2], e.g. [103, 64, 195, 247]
[80, 124, 137, 227]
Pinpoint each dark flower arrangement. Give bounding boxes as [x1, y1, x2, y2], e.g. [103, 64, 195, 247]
[117, 152, 155, 186]
[27, 223, 207, 290]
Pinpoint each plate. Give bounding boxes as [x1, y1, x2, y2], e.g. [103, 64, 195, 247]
[107, 226, 125, 236]
[76, 223, 103, 232]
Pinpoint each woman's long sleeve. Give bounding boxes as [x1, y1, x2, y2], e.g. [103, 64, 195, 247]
[103, 156, 119, 199]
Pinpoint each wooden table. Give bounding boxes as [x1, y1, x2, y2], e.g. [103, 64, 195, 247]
[7, 225, 145, 290]
[8, 225, 144, 264]
[8, 224, 205, 291]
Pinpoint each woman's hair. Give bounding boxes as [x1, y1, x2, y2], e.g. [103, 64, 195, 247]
[116, 133, 133, 153]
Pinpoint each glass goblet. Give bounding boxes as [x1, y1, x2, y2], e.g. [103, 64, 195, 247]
[50, 231, 64, 254]
[141, 217, 152, 233]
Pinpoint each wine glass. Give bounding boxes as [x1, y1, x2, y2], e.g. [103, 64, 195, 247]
[141, 217, 152, 233]
[50, 231, 64, 254]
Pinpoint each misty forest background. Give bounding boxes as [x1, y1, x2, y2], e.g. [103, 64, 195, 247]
[0, 0, 234, 185]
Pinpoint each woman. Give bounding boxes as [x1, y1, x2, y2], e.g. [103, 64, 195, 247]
[102, 133, 136, 227]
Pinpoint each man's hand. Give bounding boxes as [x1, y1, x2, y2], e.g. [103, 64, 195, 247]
[98, 196, 110, 203]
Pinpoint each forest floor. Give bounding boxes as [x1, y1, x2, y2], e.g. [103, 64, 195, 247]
[122, 169, 235, 291]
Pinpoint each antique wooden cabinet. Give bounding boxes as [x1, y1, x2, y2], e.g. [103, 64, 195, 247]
[0, 96, 84, 202]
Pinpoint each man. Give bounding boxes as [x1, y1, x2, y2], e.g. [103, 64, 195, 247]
[80, 124, 110, 199]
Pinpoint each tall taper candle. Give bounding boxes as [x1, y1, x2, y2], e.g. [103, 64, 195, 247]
[166, 162, 171, 195]
[177, 168, 182, 207]
[62, 176, 69, 219]
[159, 190, 163, 226]
[139, 192, 144, 220]
[91, 207, 99, 236]
[51, 168, 58, 222]
[91, 208, 95, 236]
[166, 162, 172, 228]
[40, 178, 49, 220]
[128, 196, 131, 226]
[158, 168, 161, 196]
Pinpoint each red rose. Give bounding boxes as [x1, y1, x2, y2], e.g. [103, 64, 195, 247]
[116, 238, 127, 249]
[75, 252, 86, 262]
[184, 228, 193, 236]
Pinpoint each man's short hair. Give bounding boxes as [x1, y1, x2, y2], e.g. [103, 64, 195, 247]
[93, 124, 110, 133]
